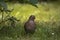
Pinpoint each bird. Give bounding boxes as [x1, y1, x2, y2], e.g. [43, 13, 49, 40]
[24, 15, 36, 34]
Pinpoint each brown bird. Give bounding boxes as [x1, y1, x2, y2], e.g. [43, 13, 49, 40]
[24, 15, 36, 34]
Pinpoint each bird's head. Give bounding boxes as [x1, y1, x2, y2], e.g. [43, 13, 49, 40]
[29, 15, 35, 21]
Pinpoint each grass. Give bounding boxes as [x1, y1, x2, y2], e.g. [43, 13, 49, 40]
[0, 2, 60, 40]
[7, 2, 60, 21]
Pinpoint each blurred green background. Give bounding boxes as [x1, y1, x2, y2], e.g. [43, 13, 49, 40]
[0, 0, 60, 40]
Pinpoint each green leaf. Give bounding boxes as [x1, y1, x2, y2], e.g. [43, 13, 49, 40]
[29, 0, 38, 4]
[0, 2, 8, 10]
[29, 0, 38, 8]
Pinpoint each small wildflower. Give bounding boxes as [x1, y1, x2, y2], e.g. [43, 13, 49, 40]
[52, 32, 54, 35]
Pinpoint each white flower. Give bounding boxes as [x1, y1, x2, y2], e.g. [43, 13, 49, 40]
[52, 32, 54, 35]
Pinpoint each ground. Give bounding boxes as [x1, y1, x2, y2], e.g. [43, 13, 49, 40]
[0, 2, 60, 40]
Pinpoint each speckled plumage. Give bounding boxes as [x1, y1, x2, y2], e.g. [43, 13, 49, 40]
[24, 15, 36, 34]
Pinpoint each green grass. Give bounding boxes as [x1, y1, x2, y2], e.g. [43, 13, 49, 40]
[0, 2, 60, 40]
[7, 2, 60, 22]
